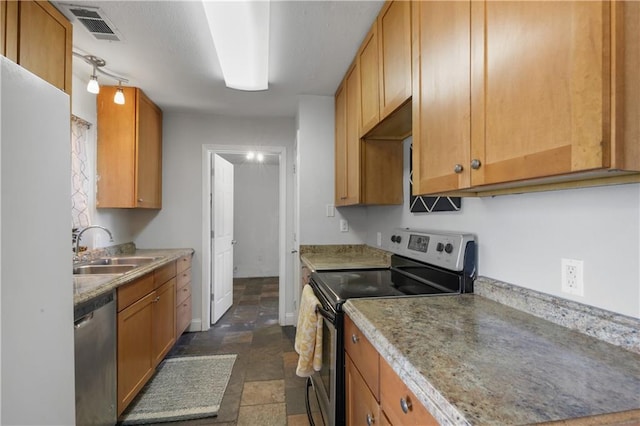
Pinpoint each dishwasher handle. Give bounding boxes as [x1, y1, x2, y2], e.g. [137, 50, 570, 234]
[74, 312, 94, 329]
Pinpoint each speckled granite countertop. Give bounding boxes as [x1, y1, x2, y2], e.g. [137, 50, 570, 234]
[344, 289, 640, 425]
[299, 244, 390, 271]
[74, 248, 194, 306]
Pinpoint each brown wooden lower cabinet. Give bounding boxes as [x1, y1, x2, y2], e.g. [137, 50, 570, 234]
[117, 260, 182, 416]
[346, 354, 381, 426]
[152, 278, 176, 366]
[380, 357, 438, 426]
[175, 254, 192, 336]
[117, 286, 155, 415]
[345, 314, 437, 426]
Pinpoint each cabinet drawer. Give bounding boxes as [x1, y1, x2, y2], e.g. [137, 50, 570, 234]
[380, 357, 437, 426]
[176, 255, 192, 273]
[176, 280, 191, 306]
[154, 261, 176, 288]
[345, 315, 379, 399]
[177, 267, 191, 290]
[176, 296, 192, 336]
[117, 273, 154, 312]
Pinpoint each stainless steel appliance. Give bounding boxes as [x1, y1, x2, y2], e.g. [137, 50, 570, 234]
[74, 291, 117, 425]
[307, 229, 477, 426]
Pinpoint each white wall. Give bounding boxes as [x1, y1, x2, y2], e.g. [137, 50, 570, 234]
[71, 73, 139, 248]
[364, 138, 640, 318]
[133, 112, 296, 328]
[232, 162, 280, 277]
[297, 95, 367, 244]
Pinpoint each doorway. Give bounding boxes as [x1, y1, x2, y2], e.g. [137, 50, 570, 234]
[201, 145, 288, 330]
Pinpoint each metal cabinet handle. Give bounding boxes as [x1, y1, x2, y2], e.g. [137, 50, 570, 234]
[366, 413, 375, 425]
[351, 334, 359, 344]
[454, 164, 463, 174]
[400, 397, 412, 414]
[74, 312, 94, 329]
[152, 296, 160, 303]
[470, 159, 482, 170]
[138, 198, 144, 202]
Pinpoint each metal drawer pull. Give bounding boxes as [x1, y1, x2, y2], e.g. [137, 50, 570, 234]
[351, 334, 359, 344]
[454, 164, 463, 174]
[400, 397, 412, 414]
[470, 159, 482, 169]
[366, 413, 375, 425]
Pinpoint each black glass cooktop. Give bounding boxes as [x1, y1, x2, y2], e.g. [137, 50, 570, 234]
[312, 267, 457, 309]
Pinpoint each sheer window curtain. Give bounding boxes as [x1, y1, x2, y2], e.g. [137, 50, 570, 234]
[71, 115, 92, 229]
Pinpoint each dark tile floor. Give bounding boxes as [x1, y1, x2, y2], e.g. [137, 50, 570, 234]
[157, 277, 322, 426]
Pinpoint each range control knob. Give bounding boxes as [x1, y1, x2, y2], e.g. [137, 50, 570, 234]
[444, 243, 454, 254]
[436, 242, 444, 252]
[390, 235, 398, 243]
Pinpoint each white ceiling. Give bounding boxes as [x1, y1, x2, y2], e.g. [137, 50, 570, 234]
[55, 0, 384, 118]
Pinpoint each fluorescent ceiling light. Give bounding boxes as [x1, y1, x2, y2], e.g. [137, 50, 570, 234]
[202, 0, 270, 91]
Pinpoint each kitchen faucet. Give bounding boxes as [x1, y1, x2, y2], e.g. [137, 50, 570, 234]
[74, 225, 114, 260]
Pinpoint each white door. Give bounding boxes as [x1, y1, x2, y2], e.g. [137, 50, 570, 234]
[211, 154, 234, 324]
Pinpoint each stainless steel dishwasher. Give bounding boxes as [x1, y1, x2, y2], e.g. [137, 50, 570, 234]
[74, 290, 117, 425]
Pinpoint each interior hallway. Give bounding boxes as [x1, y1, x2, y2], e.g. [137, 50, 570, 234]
[158, 277, 321, 426]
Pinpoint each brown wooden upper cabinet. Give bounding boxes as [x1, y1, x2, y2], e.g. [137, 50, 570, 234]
[335, 60, 403, 207]
[359, 0, 412, 138]
[97, 86, 163, 209]
[335, 62, 361, 206]
[412, 1, 640, 195]
[1, 0, 72, 95]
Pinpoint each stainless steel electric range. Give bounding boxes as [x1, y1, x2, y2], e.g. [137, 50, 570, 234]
[306, 229, 477, 426]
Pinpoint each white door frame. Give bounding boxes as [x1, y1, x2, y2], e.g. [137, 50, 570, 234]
[201, 144, 288, 331]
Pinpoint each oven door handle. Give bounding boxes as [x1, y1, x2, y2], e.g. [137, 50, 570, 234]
[315, 305, 336, 325]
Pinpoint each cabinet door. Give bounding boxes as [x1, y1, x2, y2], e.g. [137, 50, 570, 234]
[412, 1, 472, 195]
[152, 278, 176, 366]
[17, 1, 72, 94]
[346, 355, 381, 426]
[136, 90, 163, 208]
[378, 0, 412, 119]
[471, 1, 609, 186]
[335, 80, 349, 205]
[97, 86, 137, 207]
[117, 291, 155, 415]
[344, 63, 361, 205]
[359, 23, 380, 136]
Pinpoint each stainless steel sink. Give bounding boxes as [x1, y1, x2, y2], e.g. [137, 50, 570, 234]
[88, 256, 160, 266]
[73, 264, 137, 275]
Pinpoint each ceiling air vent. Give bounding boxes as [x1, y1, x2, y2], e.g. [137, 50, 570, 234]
[64, 5, 122, 41]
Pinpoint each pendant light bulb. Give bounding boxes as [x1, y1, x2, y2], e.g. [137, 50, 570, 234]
[87, 64, 100, 94]
[114, 85, 125, 105]
[87, 75, 100, 94]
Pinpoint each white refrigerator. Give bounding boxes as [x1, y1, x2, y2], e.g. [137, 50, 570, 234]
[0, 56, 75, 424]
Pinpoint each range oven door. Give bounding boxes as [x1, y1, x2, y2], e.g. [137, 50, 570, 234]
[308, 282, 343, 426]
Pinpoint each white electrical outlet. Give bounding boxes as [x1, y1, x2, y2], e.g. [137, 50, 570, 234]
[340, 219, 349, 232]
[376, 232, 382, 247]
[561, 258, 584, 296]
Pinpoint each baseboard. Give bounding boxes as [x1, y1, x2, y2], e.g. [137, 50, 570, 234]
[188, 319, 203, 332]
[283, 312, 297, 327]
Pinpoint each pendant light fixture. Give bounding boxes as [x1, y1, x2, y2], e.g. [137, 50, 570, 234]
[73, 52, 129, 105]
[114, 82, 125, 105]
[87, 65, 100, 94]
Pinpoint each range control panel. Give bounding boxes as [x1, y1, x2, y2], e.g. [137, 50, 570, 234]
[388, 228, 476, 272]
